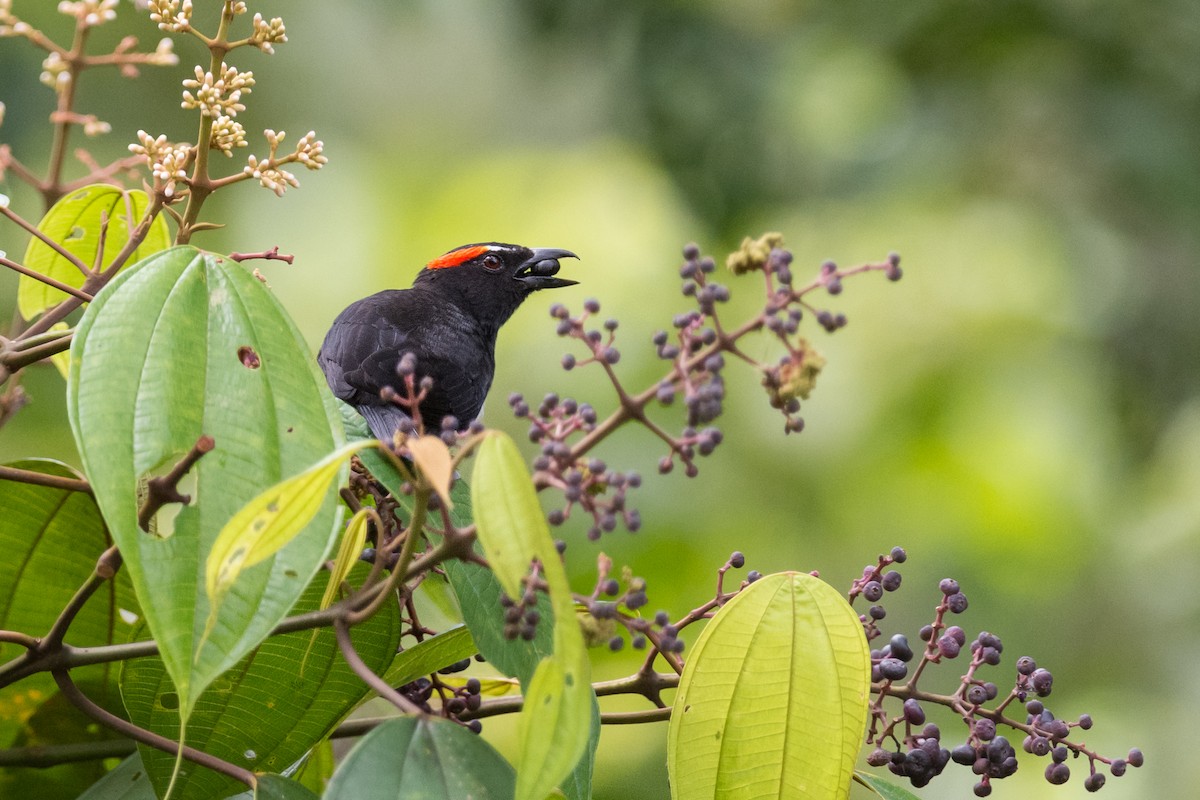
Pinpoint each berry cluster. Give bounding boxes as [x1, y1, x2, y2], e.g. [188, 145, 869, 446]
[396, 670, 485, 734]
[517, 237, 900, 538]
[508, 390, 643, 539]
[498, 571, 544, 642]
[579, 554, 653, 652]
[854, 549, 1142, 795]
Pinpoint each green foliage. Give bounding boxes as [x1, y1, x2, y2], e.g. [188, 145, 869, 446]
[0, 460, 138, 741]
[323, 717, 516, 800]
[253, 775, 322, 800]
[472, 432, 595, 800]
[667, 572, 870, 800]
[121, 561, 399, 800]
[74, 754, 155, 800]
[67, 245, 345, 721]
[17, 186, 170, 321]
[854, 772, 924, 800]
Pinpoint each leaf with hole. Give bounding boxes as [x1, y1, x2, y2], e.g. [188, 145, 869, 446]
[18, 185, 169, 320]
[68, 245, 345, 721]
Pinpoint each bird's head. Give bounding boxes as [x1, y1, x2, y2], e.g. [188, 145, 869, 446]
[415, 242, 579, 330]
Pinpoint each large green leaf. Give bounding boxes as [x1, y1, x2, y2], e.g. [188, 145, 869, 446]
[444, 559, 554, 684]
[854, 772, 924, 799]
[18, 185, 170, 320]
[253, 775, 320, 800]
[67, 245, 345, 720]
[667, 572, 871, 800]
[74, 753, 156, 800]
[205, 441, 370, 634]
[472, 432, 593, 800]
[323, 716, 516, 800]
[120, 562, 401, 800]
[380, 624, 477, 687]
[0, 460, 140, 746]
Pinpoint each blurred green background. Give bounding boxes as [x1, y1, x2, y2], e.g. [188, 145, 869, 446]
[1, 1, 1197, 798]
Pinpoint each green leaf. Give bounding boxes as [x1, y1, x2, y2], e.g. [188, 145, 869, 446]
[74, 753, 157, 800]
[324, 716, 516, 800]
[444, 559, 555, 685]
[120, 562, 400, 800]
[0, 460, 141, 746]
[472, 433, 553, 600]
[291, 738, 336, 795]
[472, 432, 592, 800]
[853, 772, 925, 799]
[205, 441, 370, 629]
[560, 694, 601, 800]
[380, 624, 477, 687]
[254, 775, 321, 800]
[18, 185, 170, 320]
[667, 571, 871, 800]
[67, 245, 345, 720]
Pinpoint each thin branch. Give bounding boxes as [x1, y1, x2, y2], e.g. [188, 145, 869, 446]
[333, 618, 424, 715]
[0, 737, 135, 767]
[0, 630, 39, 649]
[0, 255, 93, 302]
[52, 669, 255, 787]
[0, 464, 91, 493]
[228, 246, 294, 265]
[0, 205, 93, 278]
[137, 435, 214, 532]
[42, 547, 121, 649]
[0, 333, 74, 372]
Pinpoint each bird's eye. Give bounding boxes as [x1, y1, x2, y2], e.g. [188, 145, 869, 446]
[482, 254, 502, 271]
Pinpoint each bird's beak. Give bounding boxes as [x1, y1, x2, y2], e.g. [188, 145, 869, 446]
[515, 248, 579, 290]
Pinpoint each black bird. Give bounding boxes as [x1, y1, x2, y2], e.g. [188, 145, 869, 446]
[318, 243, 578, 440]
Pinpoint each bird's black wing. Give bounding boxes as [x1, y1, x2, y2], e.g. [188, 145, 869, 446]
[318, 291, 415, 439]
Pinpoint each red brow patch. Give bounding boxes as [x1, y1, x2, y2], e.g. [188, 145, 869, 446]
[426, 245, 491, 270]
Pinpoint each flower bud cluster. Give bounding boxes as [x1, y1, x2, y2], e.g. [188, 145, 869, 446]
[57, 0, 117, 28]
[147, 0, 192, 34]
[129, 131, 193, 198]
[242, 130, 326, 196]
[181, 62, 254, 118]
[250, 12, 287, 54]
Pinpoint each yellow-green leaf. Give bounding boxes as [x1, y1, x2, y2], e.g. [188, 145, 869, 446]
[472, 431, 592, 800]
[407, 434, 454, 509]
[318, 508, 372, 612]
[47, 322, 71, 379]
[18, 185, 170, 320]
[206, 441, 371, 610]
[667, 571, 871, 800]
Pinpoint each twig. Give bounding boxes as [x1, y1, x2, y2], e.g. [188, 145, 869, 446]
[0, 464, 91, 493]
[0, 255, 93, 302]
[137, 435, 215, 532]
[42, 547, 122, 649]
[52, 669, 256, 787]
[0, 205, 92, 278]
[228, 247, 294, 265]
[333, 617, 425, 715]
